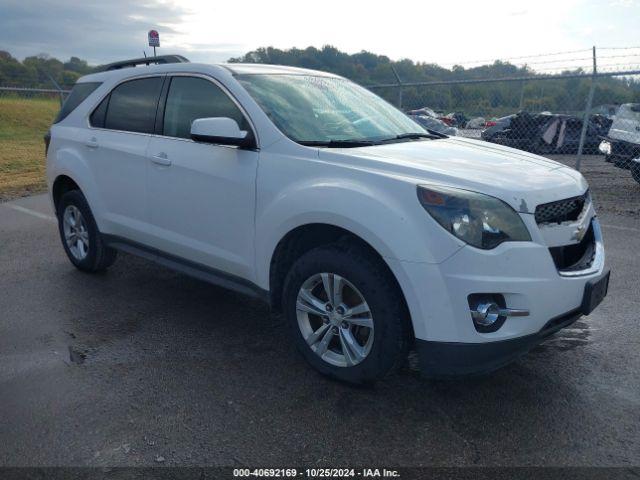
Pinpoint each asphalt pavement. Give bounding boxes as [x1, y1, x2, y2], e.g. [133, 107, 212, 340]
[0, 193, 639, 467]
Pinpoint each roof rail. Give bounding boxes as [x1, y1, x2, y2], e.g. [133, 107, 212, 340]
[97, 55, 190, 72]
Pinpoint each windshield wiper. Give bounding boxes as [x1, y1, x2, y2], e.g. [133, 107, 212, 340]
[298, 132, 444, 148]
[381, 132, 445, 143]
[298, 139, 380, 148]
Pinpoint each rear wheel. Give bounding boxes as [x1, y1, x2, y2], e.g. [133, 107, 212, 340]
[57, 190, 117, 272]
[282, 242, 412, 384]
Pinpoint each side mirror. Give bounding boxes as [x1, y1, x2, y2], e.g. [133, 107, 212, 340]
[190, 117, 255, 148]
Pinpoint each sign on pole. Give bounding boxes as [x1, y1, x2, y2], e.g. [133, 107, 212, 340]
[148, 30, 160, 47]
[148, 30, 159, 57]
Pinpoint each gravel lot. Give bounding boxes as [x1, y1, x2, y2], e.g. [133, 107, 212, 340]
[0, 156, 639, 469]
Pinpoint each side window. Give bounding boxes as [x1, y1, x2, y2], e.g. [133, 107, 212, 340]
[163, 76, 249, 139]
[104, 77, 163, 134]
[53, 82, 102, 124]
[90, 95, 109, 128]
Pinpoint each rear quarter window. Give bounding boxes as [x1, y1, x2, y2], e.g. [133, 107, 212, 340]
[90, 95, 109, 128]
[53, 82, 102, 124]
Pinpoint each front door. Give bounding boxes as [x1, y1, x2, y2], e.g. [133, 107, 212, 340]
[145, 75, 258, 280]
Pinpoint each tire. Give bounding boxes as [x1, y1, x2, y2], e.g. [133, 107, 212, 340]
[614, 158, 631, 170]
[282, 242, 412, 384]
[631, 162, 640, 185]
[57, 189, 117, 272]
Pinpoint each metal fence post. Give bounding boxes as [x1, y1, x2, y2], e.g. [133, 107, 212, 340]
[390, 65, 403, 109]
[45, 71, 65, 107]
[576, 46, 597, 171]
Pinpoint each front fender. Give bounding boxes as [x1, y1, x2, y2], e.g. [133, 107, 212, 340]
[254, 176, 463, 290]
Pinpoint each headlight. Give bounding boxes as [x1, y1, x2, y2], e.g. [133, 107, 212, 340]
[417, 185, 531, 249]
[599, 140, 611, 155]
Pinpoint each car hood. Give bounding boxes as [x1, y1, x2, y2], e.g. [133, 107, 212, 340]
[319, 136, 588, 213]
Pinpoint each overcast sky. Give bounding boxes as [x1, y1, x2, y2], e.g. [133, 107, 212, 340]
[1, 0, 638, 70]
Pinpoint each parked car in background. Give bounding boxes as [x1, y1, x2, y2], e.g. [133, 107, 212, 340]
[408, 114, 458, 135]
[46, 57, 609, 384]
[599, 103, 640, 164]
[407, 107, 438, 118]
[631, 159, 640, 185]
[591, 104, 619, 118]
[465, 117, 487, 129]
[440, 111, 468, 128]
[482, 111, 612, 155]
[481, 114, 516, 142]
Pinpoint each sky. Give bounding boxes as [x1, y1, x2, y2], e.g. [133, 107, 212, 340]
[1, 0, 639, 71]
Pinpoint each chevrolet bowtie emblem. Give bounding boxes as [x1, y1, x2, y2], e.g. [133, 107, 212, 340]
[572, 224, 587, 241]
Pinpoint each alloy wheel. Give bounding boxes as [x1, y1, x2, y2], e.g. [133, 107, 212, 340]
[62, 205, 89, 261]
[296, 272, 374, 367]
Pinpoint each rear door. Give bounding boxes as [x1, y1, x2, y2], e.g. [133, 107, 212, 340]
[87, 76, 164, 241]
[144, 75, 258, 279]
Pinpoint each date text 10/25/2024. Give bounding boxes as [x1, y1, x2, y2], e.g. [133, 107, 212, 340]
[233, 468, 401, 478]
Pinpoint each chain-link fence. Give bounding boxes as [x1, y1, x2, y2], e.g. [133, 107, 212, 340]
[368, 51, 640, 185]
[0, 86, 69, 105]
[1, 47, 640, 200]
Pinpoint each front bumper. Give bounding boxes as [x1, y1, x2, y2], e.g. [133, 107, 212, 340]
[385, 216, 608, 375]
[414, 269, 609, 377]
[601, 137, 640, 169]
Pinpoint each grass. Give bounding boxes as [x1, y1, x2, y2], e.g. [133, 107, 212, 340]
[0, 96, 59, 199]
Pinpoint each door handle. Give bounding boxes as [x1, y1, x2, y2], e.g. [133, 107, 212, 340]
[85, 137, 99, 148]
[151, 152, 171, 166]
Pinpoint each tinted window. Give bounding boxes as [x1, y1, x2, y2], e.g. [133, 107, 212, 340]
[105, 77, 163, 134]
[90, 95, 109, 128]
[53, 82, 101, 123]
[163, 77, 248, 139]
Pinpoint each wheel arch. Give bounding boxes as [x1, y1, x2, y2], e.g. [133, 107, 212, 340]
[49, 146, 106, 228]
[52, 175, 82, 213]
[267, 222, 412, 336]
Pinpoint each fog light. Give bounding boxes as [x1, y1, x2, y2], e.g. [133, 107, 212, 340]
[468, 294, 530, 333]
[472, 302, 501, 326]
[599, 140, 612, 155]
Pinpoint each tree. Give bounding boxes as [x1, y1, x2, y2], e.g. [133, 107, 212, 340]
[1, 47, 638, 115]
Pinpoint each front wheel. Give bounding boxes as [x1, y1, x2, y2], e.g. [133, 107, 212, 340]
[282, 243, 412, 384]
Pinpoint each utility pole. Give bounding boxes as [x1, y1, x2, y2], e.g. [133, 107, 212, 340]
[45, 71, 65, 107]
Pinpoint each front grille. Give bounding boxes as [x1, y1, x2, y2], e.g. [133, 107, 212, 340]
[548, 222, 596, 272]
[535, 191, 589, 225]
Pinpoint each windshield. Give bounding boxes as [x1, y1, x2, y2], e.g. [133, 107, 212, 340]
[237, 74, 429, 145]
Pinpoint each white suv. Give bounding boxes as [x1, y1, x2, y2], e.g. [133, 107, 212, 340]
[46, 57, 610, 383]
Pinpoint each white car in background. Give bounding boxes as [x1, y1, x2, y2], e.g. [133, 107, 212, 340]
[599, 103, 640, 184]
[46, 56, 610, 383]
[407, 113, 458, 136]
